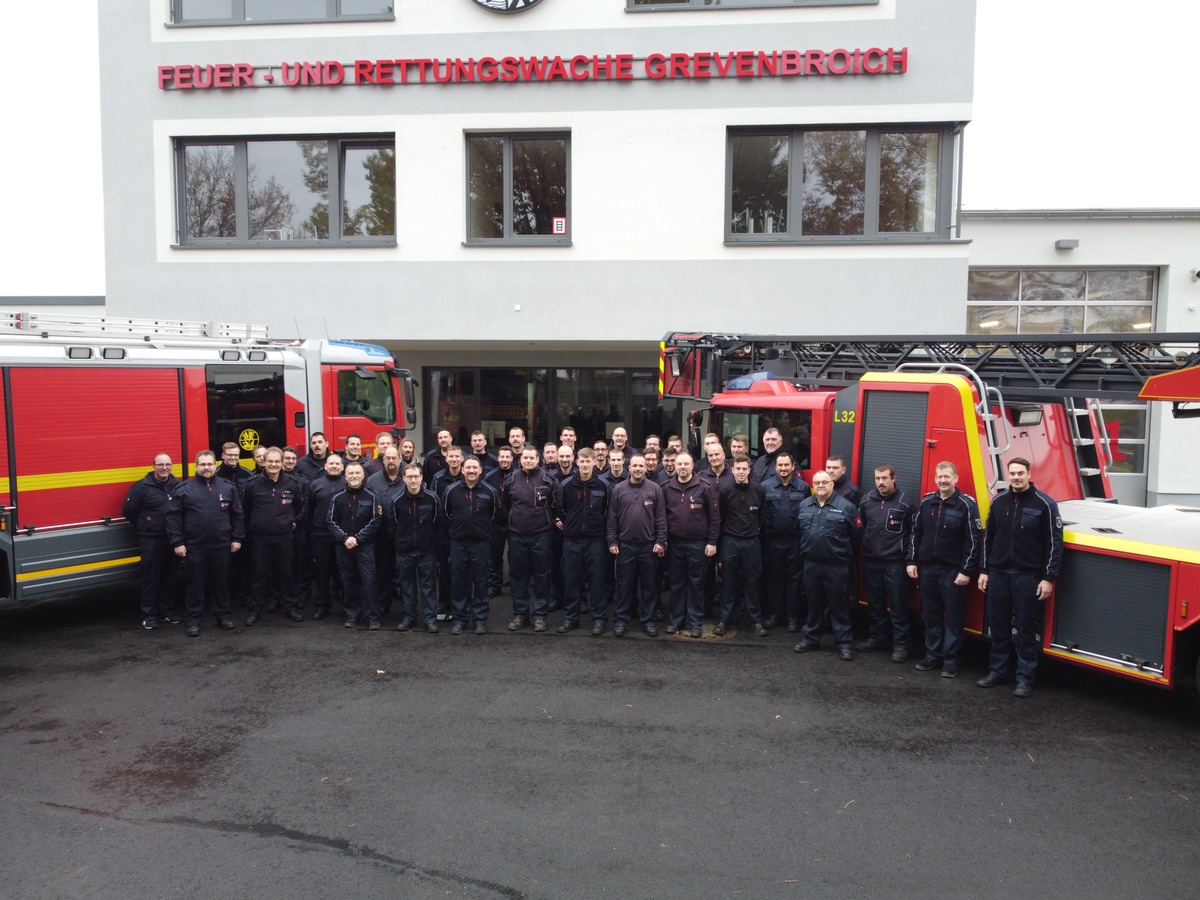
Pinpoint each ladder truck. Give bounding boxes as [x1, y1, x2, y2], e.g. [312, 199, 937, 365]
[660, 331, 1200, 693]
[0, 311, 416, 607]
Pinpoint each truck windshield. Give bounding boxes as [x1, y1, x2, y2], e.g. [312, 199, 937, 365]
[714, 407, 813, 469]
[337, 368, 397, 425]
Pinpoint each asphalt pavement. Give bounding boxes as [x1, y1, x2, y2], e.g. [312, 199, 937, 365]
[2, 589, 1198, 899]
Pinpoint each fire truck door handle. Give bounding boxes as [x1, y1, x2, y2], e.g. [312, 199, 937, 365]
[927, 440, 937, 447]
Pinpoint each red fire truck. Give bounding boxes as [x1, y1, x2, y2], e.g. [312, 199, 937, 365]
[661, 331, 1200, 692]
[0, 312, 415, 607]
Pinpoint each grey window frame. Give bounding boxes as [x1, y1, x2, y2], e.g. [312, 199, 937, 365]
[174, 134, 397, 248]
[168, 0, 394, 26]
[628, 0, 877, 11]
[464, 131, 572, 247]
[725, 124, 958, 244]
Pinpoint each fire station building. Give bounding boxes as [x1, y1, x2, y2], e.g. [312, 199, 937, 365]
[91, 1, 1196, 505]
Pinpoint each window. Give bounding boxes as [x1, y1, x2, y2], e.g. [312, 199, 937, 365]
[337, 369, 397, 425]
[171, 0, 393, 25]
[176, 135, 395, 246]
[727, 126, 956, 242]
[967, 268, 1157, 477]
[966, 269, 1155, 335]
[711, 407, 813, 468]
[466, 133, 570, 244]
[629, 0, 877, 10]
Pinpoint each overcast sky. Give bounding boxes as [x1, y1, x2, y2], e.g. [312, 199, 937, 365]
[0, 1, 1194, 297]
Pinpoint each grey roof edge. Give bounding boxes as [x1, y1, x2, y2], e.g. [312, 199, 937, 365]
[961, 208, 1200, 221]
[0, 296, 106, 307]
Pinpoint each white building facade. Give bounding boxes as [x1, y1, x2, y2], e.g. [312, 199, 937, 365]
[97, 0, 975, 452]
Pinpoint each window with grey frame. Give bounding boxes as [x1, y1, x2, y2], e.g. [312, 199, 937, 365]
[628, 0, 878, 10]
[726, 125, 955, 242]
[176, 135, 395, 246]
[466, 133, 570, 244]
[170, 0, 393, 25]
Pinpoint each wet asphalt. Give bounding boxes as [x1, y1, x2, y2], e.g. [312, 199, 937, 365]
[2, 588, 1198, 899]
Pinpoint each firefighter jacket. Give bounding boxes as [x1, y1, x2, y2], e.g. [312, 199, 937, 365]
[502, 467, 557, 536]
[762, 474, 810, 538]
[606, 478, 667, 547]
[718, 480, 765, 539]
[661, 477, 720, 545]
[390, 489, 440, 556]
[858, 488, 916, 562]
[422, 448, 449, 485]
[982, 484, 1064, 580]
[555, 474, 611, 540]
[241, 472, 305, 537]
[442, 479, 498, 542]
[327, 486, 382, 547]
[473, 450, 500, 473]
[797, 494, 862, 565]
[650, 468, 672, 487]
[216, 462, 254, 494]
[366, 470, 407, 534]
[698, 466, 733, 492]
[832, 472, 861, 505]
[751, 449, 784, 483]
[123, 471, 181, 538]
[907, 488, 982, 575]
[484, 465, 515, 528]
[599, 468, 628, 492]
[166, 474, 245, 550]
[305, 473, 346, 535]
[295, 453, 330, 482]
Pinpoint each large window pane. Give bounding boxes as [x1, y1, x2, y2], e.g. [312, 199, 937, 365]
[246, 0, 326, 19]
[556, 368, 626, 446]
[968, 270, 1019, 304]
[337, 369, 396, 425]
[1019, 305, 1084, 333]
[430, 369, 478, 446]
[801, 130, 865, 236]
[512, 138, 567, 236]
[1021, 270, 1085, 305]
[1086, 305, 1153, 332]
[179, 0, 232, 20]
[730, 134, 789, 235]
[245, 140, 324, 240]
[967, 306, 1018, 334]
[342, 145, 395, 237]
[183, 144, 237, 238]
[1087, 270, 1154, 304]
[467, 136, 504, 240]
[879, 131, 938, 233]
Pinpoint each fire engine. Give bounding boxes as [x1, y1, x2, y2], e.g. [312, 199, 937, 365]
[661, 331, 1200, 693]
[0, 311, 415, 607]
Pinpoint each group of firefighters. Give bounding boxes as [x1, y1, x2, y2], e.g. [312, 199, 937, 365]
[123, 422, 1063, 698]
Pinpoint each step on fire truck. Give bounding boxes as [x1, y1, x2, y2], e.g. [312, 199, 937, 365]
[661, 331, 1200, 693]
[0, 312, 416, 607]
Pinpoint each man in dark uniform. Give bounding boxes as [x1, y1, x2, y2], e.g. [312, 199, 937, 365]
[124, 452, 182, 629]
[166, 450, 244, 637]
[484, 445, 515, 598]
[390, 463, 440, 634]
[305, 454, 346, 620]
[443, 457, 498, 635]
[554, 447, 611, 634]
[606, 453, 667, 637]
[662, 452, 719, 638]
[366, 445, 406, 618]
[826, 455, 861, 505]
[423, 429, 454, 485]
[296, 432, 332, 482]
[241, 446, 305, 625]
[793, 471, 862, 660]
[328, 460, 382, 629]
[431, 445, 465, 618]
[502, 447, 556, 632]
[907, 461, 982, 678]
[761, 452, 808, 632]
[977, 457, 1063, 698]
[716, 458, 767, 636]
[857, 463, 916, 661]
[751, 427, 785, 483]
[469, 430, 499, 473]
[217, 441, 254, 608]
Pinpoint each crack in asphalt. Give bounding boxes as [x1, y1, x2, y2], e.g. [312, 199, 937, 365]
[44, 802, 526, 898]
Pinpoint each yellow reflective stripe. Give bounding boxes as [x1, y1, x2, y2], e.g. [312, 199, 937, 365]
[17, 464, 185, 492]
[1043, 647, 1170, 684]
[0, 477, 9, 494]
[15, 555, 142, 583]
[1064, 529, 1200, 565]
